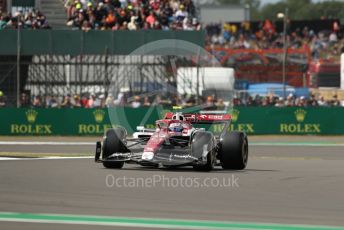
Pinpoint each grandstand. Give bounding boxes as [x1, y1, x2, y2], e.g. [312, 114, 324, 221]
[40, 0, 66, 29]
[62, 0, 199, 30]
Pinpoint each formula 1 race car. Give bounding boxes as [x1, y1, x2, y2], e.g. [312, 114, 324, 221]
[95, 112, 248, 171]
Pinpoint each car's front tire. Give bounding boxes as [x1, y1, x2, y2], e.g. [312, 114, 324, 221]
[102, 127, 126, 169]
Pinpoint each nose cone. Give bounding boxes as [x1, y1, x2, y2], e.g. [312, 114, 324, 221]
[144, 132, 166, 153]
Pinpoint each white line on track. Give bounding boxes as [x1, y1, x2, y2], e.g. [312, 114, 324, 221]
[0, 141, 94, 145]
[0, 156, 93, 161]
[251, 142, 344, 147]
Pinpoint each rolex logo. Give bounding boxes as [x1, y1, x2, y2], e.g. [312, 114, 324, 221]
[295, 109, 306, 122]
[231, 109, 240, 122]
[26, 109, 38, 123]
[93, 109, 105, 123]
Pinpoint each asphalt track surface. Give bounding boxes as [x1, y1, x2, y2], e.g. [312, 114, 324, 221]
[0, 136, 344, 230]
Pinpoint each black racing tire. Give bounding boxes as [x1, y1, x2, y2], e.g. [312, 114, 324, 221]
[102, 127, 126, 169]
[220, 131, 248, 170]
[192, 131, 216, 171]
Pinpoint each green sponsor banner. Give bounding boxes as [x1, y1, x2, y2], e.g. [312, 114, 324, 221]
[0, 108, 162, 136]
[229, 107, 344, 135]
[0, 107, 343, 135]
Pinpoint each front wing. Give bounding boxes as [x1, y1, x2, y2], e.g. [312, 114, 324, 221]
[95, 138, 210, 167]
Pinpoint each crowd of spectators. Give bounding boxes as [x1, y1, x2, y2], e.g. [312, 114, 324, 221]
[0, 9, 50, 30]
[16, 92, 199, 109]
[63, 0, 200, 31]
[206, 20, 344, 60]
[1, 90, 343, 108]
[234, 93, 343, 107]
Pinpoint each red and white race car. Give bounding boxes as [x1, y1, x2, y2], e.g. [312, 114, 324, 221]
[95, 112, 248, 171]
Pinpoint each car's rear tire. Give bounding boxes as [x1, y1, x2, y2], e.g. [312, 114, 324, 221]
[102, 127, 126, 169]
[220, 131, 248, 170]
[192, 131, 215, 171]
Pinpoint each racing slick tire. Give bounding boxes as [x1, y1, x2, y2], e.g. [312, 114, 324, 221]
[102, 127, 126, 169]
[220, 131, 248, 170]
[191, 131, 216, 171]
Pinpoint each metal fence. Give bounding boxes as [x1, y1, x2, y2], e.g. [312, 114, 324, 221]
[0, 30, 205, 106]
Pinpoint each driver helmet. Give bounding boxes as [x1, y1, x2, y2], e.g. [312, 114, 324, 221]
[172, 112, 184, 121]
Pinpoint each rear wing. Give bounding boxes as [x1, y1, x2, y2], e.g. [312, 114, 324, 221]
[163, 111, 231, 137]
[185, 114, 231, 124]
[164, 112, 231, 124]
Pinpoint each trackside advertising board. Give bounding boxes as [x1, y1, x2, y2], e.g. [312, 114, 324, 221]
[0, 107, 343, 135]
